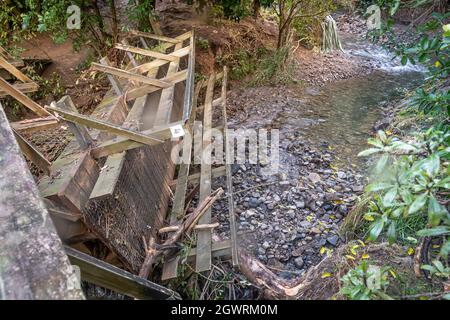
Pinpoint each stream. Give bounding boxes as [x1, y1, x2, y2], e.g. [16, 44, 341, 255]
[213, 35, 426, 278]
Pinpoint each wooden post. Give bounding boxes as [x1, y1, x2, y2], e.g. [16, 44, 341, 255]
[0, 103, 84, 299]
[99, 57, 123, 96]
[13, 128, 51, 176]
[55, 96, 93, 149]
[0, 77, 51, 116]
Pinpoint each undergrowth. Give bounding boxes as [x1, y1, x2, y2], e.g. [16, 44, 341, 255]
[340, 3, 450, 300]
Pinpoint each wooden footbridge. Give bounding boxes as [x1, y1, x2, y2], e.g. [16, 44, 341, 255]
[0, 31, 238, 299]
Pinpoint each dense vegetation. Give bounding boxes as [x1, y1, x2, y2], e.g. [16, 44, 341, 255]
[340, 0, 450, 300]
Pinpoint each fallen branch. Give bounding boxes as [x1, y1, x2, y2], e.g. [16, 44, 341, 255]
[138, 188, 224, 279]
[158, 223, 219, 234]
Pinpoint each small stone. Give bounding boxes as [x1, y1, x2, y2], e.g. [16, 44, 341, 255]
[262, 241, 270, 249]
[337, 171, 347, 179]
[327, 235, 340, 247]
[294, 257, 304, 268]
[310, 227, 321, 234]
[294, 200, 305, 209]
[308, 172, 321, 183]
[338, 205, 348, 215]
[248, 198, 260, 208]
[299, 221, 312, 228]
[288, 210, 296, 219]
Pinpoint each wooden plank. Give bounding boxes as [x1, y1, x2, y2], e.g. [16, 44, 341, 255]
[115, 43, 178, 62]
[43, 198, 82, 222]
[11, 116, 60, 134]
[129, 30, 183, 44]
[221, 66, 239, 267]
[90, 121, 182, 158]
[45, 105, 165, 146]
[187, 240, 231, 260]
[89, 151, 126, 200]
[90, 63, 172, 88]
[65, 246, 181, 300]
[124, 70, 187, 101]
[100, 57, 123, 96]
[196, 97, 223, 112]
[55, 96, 93, 149]
[90, 95, 149, 199]
[195, 73, 216, 272]
[13, 128, 51, 175]
[120, 40, 139, 68]
[129, 47, 190, 75]
[161, 79, 204, 281]
[169, 166, 226, 187]
[153, 41, 183, 127]
[0, 56, 32, 82]
[0, 77, 51, 116]
[162, 240, 232, 280]
[0, 82, 38, 97]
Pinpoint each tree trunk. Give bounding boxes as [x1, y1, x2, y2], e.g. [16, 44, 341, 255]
[108, 0, 119, 44]
[253, 0, 261, 19]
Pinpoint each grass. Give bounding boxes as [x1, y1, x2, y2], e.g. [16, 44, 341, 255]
[251, 47, 297, 86]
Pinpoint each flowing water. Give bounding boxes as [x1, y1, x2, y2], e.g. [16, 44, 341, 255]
[274, 37, 425, 166]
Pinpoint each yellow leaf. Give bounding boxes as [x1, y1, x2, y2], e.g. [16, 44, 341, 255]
[389, 270, 397, 279]
[435, 60, 442, 68]
[321, 272, 332, 278]
[346, 255, 356, 260]
[357, 240, 366, 247]
[364, 214, 374, 222]
[362, 253, 370, 259]
[407, 247, 415, 255]
[320, 247, 326, 255]
[385, 130, 392, 136]
[419, 296, 428, 300]
[350, 245, 359, 256]
[333, 200, 344, 205]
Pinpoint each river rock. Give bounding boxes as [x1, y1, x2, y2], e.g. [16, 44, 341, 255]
[327, 235, 340, 247]
[294, 257, 304, 268]
[308, 172, 321, 183]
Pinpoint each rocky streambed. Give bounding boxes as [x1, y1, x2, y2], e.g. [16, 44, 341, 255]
[211, 30, 425, 280]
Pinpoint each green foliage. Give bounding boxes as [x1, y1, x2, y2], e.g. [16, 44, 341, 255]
[193, 0, 255, 20]
[125, 0, 156, 32]
[359, 128, 450, 242]
[340, 261, 393, 300]
[251, 47, 296, 85]
[421, 259, 450, 278]
[291, 0, 335, 48]
[222, 48, 258, 80]
[368, 3, 450, 115]
[196, 37, 210, 50]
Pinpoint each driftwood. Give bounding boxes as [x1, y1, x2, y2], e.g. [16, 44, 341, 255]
[139, 188, 224, 279]
[158, 223, 219, 234]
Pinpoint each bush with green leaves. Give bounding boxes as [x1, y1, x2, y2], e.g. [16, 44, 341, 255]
[358, 127, 450, 281]
[340, 261, 393, 300]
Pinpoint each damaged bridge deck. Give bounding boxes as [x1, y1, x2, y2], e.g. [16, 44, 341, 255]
[0, 31, 238, 299]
